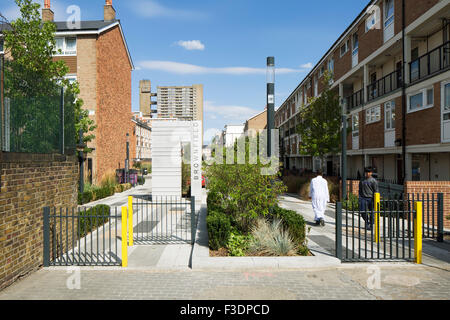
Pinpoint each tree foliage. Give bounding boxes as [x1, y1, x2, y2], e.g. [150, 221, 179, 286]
[1, 0, 96, 152]
[296, 71, 341, 160]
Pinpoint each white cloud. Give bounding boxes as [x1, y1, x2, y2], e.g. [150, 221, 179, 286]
[129, 0, 206, 20]
[176, 40, 205, 51]
[138, 60, 306, 75]
[205, 101, 261, 123]
[300, 62, 313, 69]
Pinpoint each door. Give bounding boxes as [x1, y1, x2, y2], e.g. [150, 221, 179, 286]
[369, 72, 377, 99]
[384, 101, 396, 147]
[384, 0, 395, 42]
[442, 81, 450, 142]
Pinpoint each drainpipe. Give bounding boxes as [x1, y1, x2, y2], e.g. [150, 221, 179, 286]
[401, 0, 407, 184]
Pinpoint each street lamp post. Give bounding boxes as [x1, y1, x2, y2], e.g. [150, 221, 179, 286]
[77, 116, 86, 194]
[267, 57, 275, 157]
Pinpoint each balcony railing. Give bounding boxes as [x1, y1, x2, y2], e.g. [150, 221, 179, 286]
[410, 41, 450, 83]
[345, 88, 364, 112]
[367, 69, 402, 102]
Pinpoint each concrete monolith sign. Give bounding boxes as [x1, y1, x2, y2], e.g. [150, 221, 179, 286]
[151, 120, 202, 210]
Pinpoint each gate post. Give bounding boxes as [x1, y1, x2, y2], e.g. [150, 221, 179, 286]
[191, 196, 196, 245]
[43, 207, 50, 267]
[128, 196, 133, 246]
[374, 193, 380, 243]
[121, 206, 128, 267]
[437, 193, 444, 243]
[414, 201, 423, 264]
[335, 202, 342, 260]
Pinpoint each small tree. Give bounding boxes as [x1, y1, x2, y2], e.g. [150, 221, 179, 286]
[296, 71, 341, 170]
[1, 0, 96, 152]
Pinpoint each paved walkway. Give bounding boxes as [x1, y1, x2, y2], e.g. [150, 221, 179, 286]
[0, 264, 448, 300]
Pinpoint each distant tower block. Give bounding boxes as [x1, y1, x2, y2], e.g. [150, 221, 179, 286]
[139, 80, 152, 116]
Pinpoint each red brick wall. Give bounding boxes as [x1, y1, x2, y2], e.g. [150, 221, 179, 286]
[0, 152, 78, 290]
[395, 0, 440, 35]
[96, 25, 133, 182]
[361, 105, 385, 149]
[405, 181, 450, 229]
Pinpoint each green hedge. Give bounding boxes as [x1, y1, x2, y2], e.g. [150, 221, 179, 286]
[270, 205, 306, 246]
[206, 209, 231, 250]
[78, 204, 111, 238]
[78, 185, 116, 205]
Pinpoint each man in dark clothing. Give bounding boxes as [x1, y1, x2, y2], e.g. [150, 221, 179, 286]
[359, 167, 379, 230]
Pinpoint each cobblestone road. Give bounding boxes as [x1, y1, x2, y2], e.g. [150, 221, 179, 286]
[1, 264, 449, 300]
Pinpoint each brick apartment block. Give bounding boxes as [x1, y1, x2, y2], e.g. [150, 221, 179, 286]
[276, 0, 450, 184]
[43, 0, 134, 184]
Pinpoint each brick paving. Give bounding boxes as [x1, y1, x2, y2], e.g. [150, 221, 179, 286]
[0, 264, 449, 300]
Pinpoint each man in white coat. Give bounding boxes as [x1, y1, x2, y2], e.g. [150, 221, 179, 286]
[309, 169, 330, 226]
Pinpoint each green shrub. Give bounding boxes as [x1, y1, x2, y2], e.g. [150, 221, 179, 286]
[248, 219, 297, 256]
[78, 190, 93, 205]
[343, 193, 359, 210]
[270, 205, 306, 247]
[207, 191, 223, 212]
[206, 210, 231, 250]
[78, 204, 111, 238]
[226, 227, 253, 256]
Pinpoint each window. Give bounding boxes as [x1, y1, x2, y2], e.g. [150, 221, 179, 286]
[366, 12, 377, 32]
[408, 87, 434, 112]
[54, 37, 77, 55]
[352, 33, 359, 52]
[328, 58, 334, 74]
[340, 40, 349, 57]
[0, 38, 4, 53]
[352, 114, 359, 136]
[319, 66, 325, 78]
[444, 82, 450, 121]
[365, 105, 381, 124]
[314, 77, 318, 97]
[385, 101, 396, 130]
[384, 0, 394, 28]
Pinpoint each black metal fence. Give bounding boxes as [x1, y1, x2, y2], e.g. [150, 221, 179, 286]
[336, 192, 444, 262]
[410, 41, 450, 83]
[131, 196, 197, 244]
[43, 206, 122, 267]
[1, 88, 76, 154]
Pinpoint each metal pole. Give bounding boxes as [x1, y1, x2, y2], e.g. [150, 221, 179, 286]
[267, 57, 275, 157]
[191, 196, 196, 245]
[43, 207, 50, 267]
[335, 202, 342, 260]
[437, 193, 444, 243]
[1, 54, 4, 151]
[60, 86, 64, 154]
[341, 113, 347, 201]
[78, 116, 84, 194]
[401, 0, 407, 184]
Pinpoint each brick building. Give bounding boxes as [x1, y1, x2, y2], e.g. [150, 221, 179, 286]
[276, 0, 450, 182]
[43, 0, 134, 184]
[244, 109, 267, 137]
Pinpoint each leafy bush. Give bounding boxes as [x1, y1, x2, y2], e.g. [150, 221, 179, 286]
[270, 205, 306, 247]
[182, 162, 191, 196]
[206, 210, 231, 250]
[226, 227, 253, 256]
[78, 204, 111, 238]
[248, 219, 297, 256]
[343, 193, 359, 210]
[78, 190, 93, 205]
[206, 162, 286, 233]
[137, 175, 145, 185]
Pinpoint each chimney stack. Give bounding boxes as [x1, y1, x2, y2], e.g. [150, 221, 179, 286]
[104, 0, 116, 21]
[42, 0, 54, 22]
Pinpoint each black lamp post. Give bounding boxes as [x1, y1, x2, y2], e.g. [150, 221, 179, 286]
[267, 57, 275, 157]
[77, 118, 86, 194]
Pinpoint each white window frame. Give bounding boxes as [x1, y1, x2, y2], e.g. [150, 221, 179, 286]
[340, 40, 349, 57]
[407, 86, 434, 113]
[365, 11, 378, 33]
[314, 77, 318, 97]
[54, 37, 77, 56]
[352, 113, 359, 137]
[319, 66, 325, 78]
[441, 80, 450, 142]
[365, 105, 381, 124]
[384, 101, 395, 131]
[384, 0, 395, 29]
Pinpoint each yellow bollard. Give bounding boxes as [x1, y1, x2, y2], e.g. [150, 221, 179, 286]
[374, 193, 380, 243]
[121, 206, 128, 267]
[414, 201, 423, 264]
[128, 196, 133, 246]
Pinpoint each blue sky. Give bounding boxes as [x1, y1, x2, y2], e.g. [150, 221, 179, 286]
[0, 0, 368, 143]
